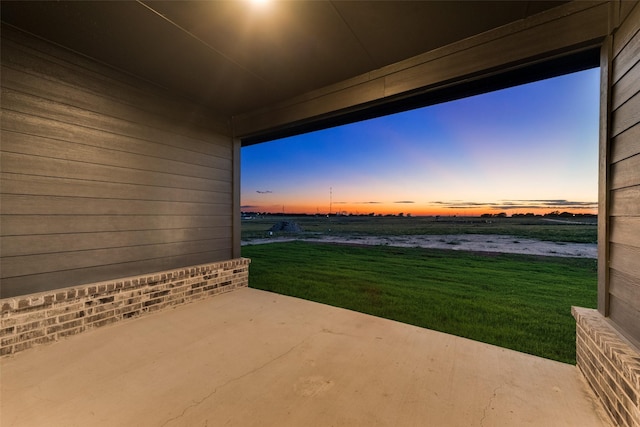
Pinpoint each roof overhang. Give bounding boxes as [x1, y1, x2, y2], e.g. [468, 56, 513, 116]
[1, 1, 608, 142]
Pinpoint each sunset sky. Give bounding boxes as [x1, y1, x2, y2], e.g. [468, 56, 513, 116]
[241, 68, 600, 216]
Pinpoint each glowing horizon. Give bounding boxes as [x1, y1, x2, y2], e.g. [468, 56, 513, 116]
[239, 201, 597, 217]
[242, 69, 599, 217]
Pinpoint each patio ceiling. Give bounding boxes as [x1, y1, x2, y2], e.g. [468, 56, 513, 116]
[0, 1, 566, 117]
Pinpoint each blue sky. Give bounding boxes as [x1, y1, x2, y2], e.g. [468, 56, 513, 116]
[241, 68, 600, 216]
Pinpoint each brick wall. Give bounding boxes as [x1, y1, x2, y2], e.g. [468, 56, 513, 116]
[573, 307, 640, 427]
[1, 258, 250, 357]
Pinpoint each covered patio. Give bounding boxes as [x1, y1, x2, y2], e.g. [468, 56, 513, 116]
[1, 1, 639, 425]
[1, 287, 611, 426]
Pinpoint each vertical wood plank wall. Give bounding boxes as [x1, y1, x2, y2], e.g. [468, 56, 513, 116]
[607, 1, 640, 344]
[1, 27, 235, 298]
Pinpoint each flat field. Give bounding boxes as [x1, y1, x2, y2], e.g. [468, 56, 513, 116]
[241, 215, 598, 364]
[241, 214, 597, 243]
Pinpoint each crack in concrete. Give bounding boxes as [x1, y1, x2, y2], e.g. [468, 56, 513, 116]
[160, 335, 313, 427]
[480, 384, 503, 427]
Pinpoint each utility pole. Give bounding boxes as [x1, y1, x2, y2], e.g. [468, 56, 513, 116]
[329, 187, 332, 215]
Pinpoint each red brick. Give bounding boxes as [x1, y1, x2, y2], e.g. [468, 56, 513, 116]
[1, 335, 19, 346]
[18, 329, 45, 341]
[47, 303, 83, 316]
[58, 312, 83, 323]
[0, 326, 16, 337]
[13, 337, 55, 353]
[91, 317, 117, 328]
[57, 326, 86, 338]
[46, 324, 64, 334]
[117, 303, 142, 316]
[86, 310, 115, 324]
[1, 260, 250, 358]
[16, 321, 42, 333]
[14, 340, 34, 353]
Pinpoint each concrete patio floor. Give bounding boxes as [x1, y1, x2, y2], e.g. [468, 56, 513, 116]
[1, 287, 611, 427]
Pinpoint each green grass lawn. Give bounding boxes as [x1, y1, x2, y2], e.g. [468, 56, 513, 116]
[242, 241, 597, 364]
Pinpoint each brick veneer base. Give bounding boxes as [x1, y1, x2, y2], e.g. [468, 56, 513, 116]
[1, 258, 250, 357]
[573, 307, 640, 427]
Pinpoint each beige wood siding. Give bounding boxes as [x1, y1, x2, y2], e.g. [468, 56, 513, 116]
[607, 1, 640, 344]
[1, 27, 234, 298]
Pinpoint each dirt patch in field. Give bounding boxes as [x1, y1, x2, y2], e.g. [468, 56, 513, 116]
[242, 234, 597, 259]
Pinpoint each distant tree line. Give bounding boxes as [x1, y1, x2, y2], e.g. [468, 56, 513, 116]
[241, 211, 413, 218]
[242, 211, 596, 219]
[481, 211, 597, 218]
